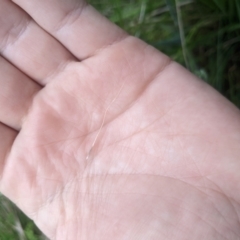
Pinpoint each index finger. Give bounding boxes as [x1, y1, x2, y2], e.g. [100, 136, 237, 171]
[13, 0, 128, 60]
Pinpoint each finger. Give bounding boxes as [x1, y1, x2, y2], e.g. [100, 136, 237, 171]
[0, 57, 41, 130]
[12, 0, 128, 60]
[0, 122, 17, 184]
[0, 0, 76, 85]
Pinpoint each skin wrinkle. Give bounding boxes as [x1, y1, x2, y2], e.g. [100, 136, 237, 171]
[82, 66, 180, 172]
[176, 134, 207, 188]
[178, 161, 240, 238]
[84, 32, 130, 61]
[60, 190, 67, 234]
[119, 144, 139, 174]
[28, 112, 238, 236]
[31, 48, 172, 197]
[79, 41, 171, 124]
[49, 189, 233, 239]
[0, 13, 31, 54]
[98, 142, 161, 169]
[86, 73, 127, 162]
[43, 59, 76, 86]
[232, 201, 240, 230]
[203, 177, 240, 229]
[81, 57, 174, 155]
[4, 154, 36, 211]
[78, 64, 125, 113]
[76, 186, 83, 240]
[20, 86, 42, 130]
[77, 39, 154, 115]
[196, 137, 213, 168]
[130, 207, 170, 240]
[59, 70, 99, 106]
[150, 202, 187, 239]
[33, 50, 173, 168]
[96, 93, 193, 155]
[121, 41, 137, 71]
[201, 193, 240, 238]
[52, 97, 90, 132]
[0, 83, 14, 100]
[52, 1, 88, 33]
[100, 142, 194, 177]
[60, 79, 112, 151]
[193, 182, 240, 238]
[93, 182, 103, 238]
[33, 112, 87, 149]
[46, 146, 70, 180]
[28, 94, 87, 144]
[34, 172, 240, 239]
[176, 137, 227, 230]
[169, 200, 229, 240]
[110, 190, 236, 239]
[101, 56, 172, 124]
[167, 204, 187, 240]
[211, 201, 236, 239]
[23, 153, 42, 208]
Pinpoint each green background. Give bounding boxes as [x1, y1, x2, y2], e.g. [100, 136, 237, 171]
[0, 0, 239, 239]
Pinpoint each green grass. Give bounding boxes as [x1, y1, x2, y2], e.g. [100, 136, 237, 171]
[0, 0, 239, 239]
[0, 194, 47, 240]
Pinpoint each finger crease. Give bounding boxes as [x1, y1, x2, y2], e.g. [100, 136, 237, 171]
[83, 33, 130, 61]
[0, 18, 32, 53]
[53, 2, 88, 33]
[43, 59, 75, 84]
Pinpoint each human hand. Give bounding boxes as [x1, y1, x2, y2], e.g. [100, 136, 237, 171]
[0, 0, 240, 239]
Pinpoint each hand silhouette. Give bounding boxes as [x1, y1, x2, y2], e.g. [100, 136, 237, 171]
[0, 0, 240, 239]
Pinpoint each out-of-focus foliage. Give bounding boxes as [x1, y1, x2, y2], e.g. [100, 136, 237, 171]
[0, 194, 48, 240]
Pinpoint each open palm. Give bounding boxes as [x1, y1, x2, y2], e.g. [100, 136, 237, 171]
[0, 0, 240, 239]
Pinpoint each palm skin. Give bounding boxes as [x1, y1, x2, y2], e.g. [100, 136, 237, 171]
[0, 0, 240, 239]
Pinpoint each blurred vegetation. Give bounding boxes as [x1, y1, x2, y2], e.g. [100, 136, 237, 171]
[0, 0, 239, 239]
[0, 194, 47, 240]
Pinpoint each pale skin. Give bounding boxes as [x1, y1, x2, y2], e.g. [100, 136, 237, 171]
[0, 0, 240, 239]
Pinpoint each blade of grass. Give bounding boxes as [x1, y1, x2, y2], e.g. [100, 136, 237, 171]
[175, 0, 190, 69]
[165, 0, 178, 25]
[235, 0, 240, 21]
